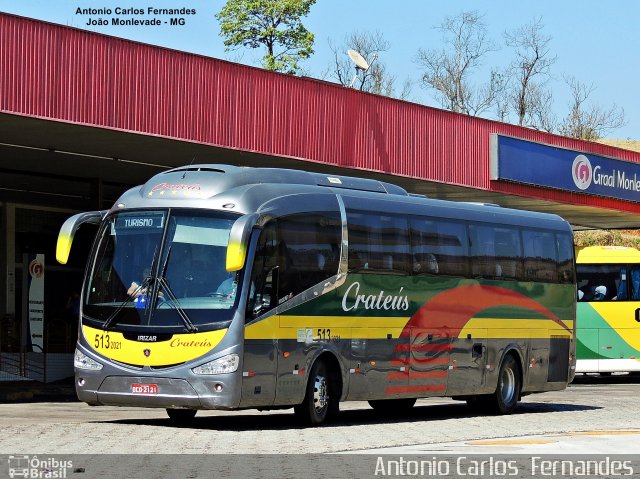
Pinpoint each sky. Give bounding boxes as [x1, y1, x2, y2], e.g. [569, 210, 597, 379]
[1, 0, 638, 139]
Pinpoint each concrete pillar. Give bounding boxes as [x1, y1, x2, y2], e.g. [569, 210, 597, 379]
[2, 203, 16, 316]
[90, 178, 103, 210]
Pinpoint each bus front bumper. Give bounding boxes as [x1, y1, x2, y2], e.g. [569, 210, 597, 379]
[75, 373, 239, 410]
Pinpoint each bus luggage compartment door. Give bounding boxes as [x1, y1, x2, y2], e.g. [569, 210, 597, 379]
[408, 329, 449, 396]
[447, 329, 487, 395]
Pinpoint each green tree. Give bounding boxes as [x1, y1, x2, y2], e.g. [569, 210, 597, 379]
[216, 0, 316, 74]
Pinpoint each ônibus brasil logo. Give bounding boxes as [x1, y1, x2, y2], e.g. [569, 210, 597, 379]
[572, 154, 592, 190]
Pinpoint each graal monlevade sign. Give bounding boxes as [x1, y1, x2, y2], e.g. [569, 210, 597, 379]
[491, 134, 640, 203]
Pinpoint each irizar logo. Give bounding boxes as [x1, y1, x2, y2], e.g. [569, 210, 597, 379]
[572, 155, 592, 190]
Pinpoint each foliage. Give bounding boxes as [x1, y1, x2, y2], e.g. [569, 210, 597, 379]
[414, 11, 504, 116]
[574, 230, 640, 248]
[502, 18, 556, 130]
[216, 0, 316, 74]
[411, 10, 627, 139]
[559, 76, 626, 140]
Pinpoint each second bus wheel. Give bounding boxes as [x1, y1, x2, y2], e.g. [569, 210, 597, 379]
[294, 359, 339, 425]
[491, 354, 521, 414]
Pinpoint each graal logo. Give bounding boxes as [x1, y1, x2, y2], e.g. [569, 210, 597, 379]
[572, 154, 593, 190]
[8, 455, 73, 478]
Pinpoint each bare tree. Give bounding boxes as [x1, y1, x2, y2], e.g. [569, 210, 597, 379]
[560, 76, 626, 140]
[328, 31, 413, 100]
[415, 11, 504, 116]
[503, 18, 557, 129]
[524, 83, 557, 132]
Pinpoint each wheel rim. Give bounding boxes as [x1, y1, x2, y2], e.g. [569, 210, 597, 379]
[313, 373, 329, 413]
[500, 367, 516, 404]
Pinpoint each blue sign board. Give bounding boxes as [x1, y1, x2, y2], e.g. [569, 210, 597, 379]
[490, 134, 640, 203]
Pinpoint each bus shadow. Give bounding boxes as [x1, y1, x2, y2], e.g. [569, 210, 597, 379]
[100, 401, 600, 432]
[571, 373, 640, 385]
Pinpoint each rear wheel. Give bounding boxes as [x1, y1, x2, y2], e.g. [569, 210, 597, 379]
[166, 408, 197, 422]
[294, 359, 339, 426]
[490, 354, 521, 414]
[368, 398, 416, 414]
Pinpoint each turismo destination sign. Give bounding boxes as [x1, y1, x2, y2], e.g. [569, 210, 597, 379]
[490, 134, 640, 203]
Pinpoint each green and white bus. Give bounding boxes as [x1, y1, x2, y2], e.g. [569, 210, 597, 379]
[57, 165, 576, 425]
[576, 245, 640, 374]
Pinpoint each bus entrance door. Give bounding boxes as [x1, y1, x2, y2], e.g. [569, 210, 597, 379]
[240, 329, 278, 407]
[408, 329, 449, 396]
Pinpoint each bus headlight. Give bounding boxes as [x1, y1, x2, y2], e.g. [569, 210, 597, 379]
[74, 348, 103, 371]
[192, 354, 239, 375]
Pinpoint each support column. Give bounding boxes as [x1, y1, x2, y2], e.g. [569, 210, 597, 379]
[3, 204, 15, 316]
[90, 178, 104, 210]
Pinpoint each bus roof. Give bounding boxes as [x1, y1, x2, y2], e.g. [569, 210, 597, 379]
[576, 245, 640, 263]
[113, 164, 571, 232]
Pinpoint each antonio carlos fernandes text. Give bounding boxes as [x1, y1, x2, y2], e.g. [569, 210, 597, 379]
[373, 457, 635, 476]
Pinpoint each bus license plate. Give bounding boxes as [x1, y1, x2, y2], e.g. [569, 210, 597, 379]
[131, 383, 158, 394]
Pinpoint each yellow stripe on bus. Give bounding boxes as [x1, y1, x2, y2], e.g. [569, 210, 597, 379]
[83, 325, 227, 366]
[461, 318, 574, 338]
[245, 316, 573, 341]
[245, 316, 407, 340]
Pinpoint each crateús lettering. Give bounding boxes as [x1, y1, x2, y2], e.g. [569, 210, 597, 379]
[170, 338, 212, 348]
[341, 282, 409, 312]
[151, 182, 201, 192]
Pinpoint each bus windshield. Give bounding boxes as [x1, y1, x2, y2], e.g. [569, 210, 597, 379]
[83, 209, 241, 331]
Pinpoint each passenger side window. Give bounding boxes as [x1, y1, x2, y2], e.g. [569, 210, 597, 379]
[277, 213, 341, 296]
[469, 224, 498, 278]
[577, 264, 626, 302]
[410, 218, 469, 277]
[247, 213, 341, 320]
[556, 234, 575, 284]
[629, 267, 640, 300]
[247, 223, 278, 319]
[522, 230, 558, 282]
[347, 211, 409, 274]
[495, 227, 522, 279]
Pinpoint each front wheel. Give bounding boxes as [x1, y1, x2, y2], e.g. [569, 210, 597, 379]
[294, 359, 339, 426]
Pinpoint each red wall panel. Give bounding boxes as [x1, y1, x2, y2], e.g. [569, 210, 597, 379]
[2, 12, 640, 212]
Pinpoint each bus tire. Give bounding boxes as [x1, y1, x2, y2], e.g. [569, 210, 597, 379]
[368, 398, 416, 414]
[294, 359, 339, 426]
[490, 354, 521, 414]
[166, 408, 197, 422]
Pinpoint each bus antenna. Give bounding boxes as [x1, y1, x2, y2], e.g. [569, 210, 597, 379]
[182, 156, 197, 179]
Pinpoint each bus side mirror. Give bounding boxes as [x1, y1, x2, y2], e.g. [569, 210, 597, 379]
[226, 213, 258, 272]
[56, 211, 105, 264]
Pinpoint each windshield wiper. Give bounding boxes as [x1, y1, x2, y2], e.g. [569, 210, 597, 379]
[102, 275, 154, 329]
[157, 244, 198, 333]
[157, 277, 198, 333]
[103, 244, 161, 329]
